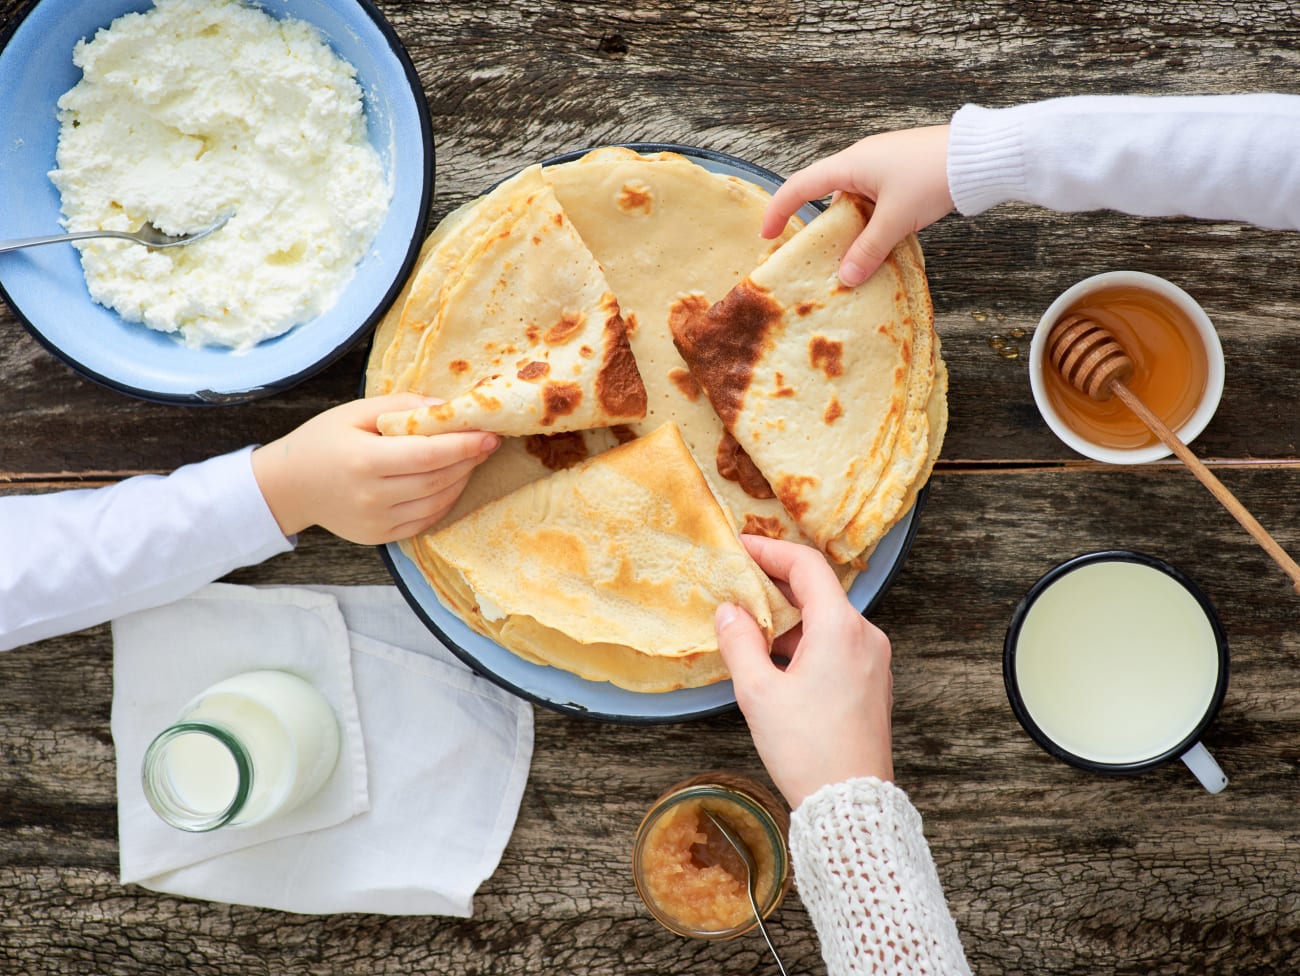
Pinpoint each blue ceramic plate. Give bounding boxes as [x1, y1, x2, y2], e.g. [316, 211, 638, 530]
[382, 144, 929, 724]
[0, 0, 432, 404]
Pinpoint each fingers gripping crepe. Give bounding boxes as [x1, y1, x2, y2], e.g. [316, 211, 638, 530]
[415, 423, 800, 692]
[376, 168, 648, 437]
[670, 193, 943, 566]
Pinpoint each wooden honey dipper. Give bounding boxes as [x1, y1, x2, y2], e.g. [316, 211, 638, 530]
[1048, 313, 1300, 594]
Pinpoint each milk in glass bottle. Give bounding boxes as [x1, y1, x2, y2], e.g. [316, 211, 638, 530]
[142, 670, 340, 831]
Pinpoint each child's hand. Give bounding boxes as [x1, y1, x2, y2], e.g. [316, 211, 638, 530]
[252, 394, 499, 545]
[763, 124, 955, 288]
[715, 535, 895, 809]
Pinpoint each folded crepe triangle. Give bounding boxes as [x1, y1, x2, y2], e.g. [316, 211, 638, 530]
[378, 166, 648, 437]
[670, 192, 941, 567]
[411, 422, 800, 692]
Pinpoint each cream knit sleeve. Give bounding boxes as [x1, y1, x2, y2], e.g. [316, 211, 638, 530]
[789, 777, 971, 976]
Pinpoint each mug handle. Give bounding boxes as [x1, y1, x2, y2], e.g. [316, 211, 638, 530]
[1181, 741, 1228, 794]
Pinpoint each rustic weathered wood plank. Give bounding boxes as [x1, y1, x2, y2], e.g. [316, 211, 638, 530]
[6, 251, 1300, 475]
[6, 469, 1300, 974]
[4, 2, 1300, 475]
[5, 1, 1300, 974]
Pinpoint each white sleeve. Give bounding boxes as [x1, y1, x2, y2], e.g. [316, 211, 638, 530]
[0, 447, 294, 651]
[789, 777, 971, 976]
[947, 93, 1300, 230]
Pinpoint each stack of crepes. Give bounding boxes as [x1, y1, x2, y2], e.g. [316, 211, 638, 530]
[366, 147, 946, 692]
[669, 193, 948, 568]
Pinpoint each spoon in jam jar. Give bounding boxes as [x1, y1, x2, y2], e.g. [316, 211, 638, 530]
[1049, 313, 1300, 594]
[703, 809, 789, 976]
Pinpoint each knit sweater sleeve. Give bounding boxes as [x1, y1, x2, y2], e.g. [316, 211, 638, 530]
[789, 777, 971, 976]
[0, 447, 293, 651]
[947, 93, 1300, 231]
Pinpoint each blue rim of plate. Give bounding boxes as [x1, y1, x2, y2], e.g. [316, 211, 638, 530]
[377, 142, 931, 723]
[0, 0, 434, 405]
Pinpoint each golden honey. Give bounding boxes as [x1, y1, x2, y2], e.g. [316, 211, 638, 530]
[1039, 284, 1210, 451]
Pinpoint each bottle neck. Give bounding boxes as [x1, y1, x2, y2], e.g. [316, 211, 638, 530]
[141, 721, 252, 832]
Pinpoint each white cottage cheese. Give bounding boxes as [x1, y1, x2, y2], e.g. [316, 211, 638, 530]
[48, 0, 391, 350]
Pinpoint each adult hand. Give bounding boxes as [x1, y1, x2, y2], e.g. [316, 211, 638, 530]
[251, 394, 498, 545]
[716, 535, 894, 809]
[762, 124, 955, 287]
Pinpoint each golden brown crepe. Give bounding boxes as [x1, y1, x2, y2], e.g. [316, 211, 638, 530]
[367, 188, 520, 397]
[827, 233, 946, 564]
[370, 146, 826, 559]
[411, 423, 800, 692]
[364, 150, 941, 692]
[544, 148, 813, 547]
[376, 166, 647, 437]
[670, 193, 945, 567]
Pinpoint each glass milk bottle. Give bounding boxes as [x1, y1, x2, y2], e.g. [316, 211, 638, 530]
[142, 670, 341, 832]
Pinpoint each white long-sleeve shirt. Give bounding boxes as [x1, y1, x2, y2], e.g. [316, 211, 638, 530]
[0, 447, 292, 651]
[948, 93, 1300, 230]
[791, 94, 1300, 976]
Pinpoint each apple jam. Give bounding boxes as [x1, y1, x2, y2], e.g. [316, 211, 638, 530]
[633, 773, 790, 939]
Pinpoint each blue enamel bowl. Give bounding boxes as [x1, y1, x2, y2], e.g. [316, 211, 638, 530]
[0, 0, 433, 404]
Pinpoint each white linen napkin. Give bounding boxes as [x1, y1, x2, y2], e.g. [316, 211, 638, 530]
[111, 583, 534, 916]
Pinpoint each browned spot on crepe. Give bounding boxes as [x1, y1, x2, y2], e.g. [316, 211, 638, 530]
[517, 361, 550, 381]
[775, 473, 818, 520]
[541, 381, 583, 425]
[595, 310, 648, 418]
[809, 336, 844, 378]
[716, 430, 775, 500]
[545, 311, 586, 344]
[669, 285, 781, 427]
[524, 431, 589, 471]
[741, 514, 786, 539]
[618, 181, 653, 214]
[668, 367, 701, 401]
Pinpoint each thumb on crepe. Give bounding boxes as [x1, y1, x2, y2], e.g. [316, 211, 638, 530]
[716, 602, 777, 695]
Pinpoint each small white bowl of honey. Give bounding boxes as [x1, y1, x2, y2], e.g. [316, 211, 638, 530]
[1029, 271, 1225, 464]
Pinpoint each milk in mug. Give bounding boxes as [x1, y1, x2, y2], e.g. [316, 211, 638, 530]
[1013, 559, 1222, 766]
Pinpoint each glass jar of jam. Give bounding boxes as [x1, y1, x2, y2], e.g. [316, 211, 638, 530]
[632, 771, 791, 939]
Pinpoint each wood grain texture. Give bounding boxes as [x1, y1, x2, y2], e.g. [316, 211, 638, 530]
[4, 1, 1300, 974]
[6, 471, 1300, 975]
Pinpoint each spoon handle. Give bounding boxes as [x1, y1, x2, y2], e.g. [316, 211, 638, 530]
[749, 895, 791, 976]
[0, 230, 137, 253]
[1112, 380, 1300, 593]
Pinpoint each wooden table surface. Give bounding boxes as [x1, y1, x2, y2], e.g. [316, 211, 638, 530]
[4, 1, 1300, 973]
